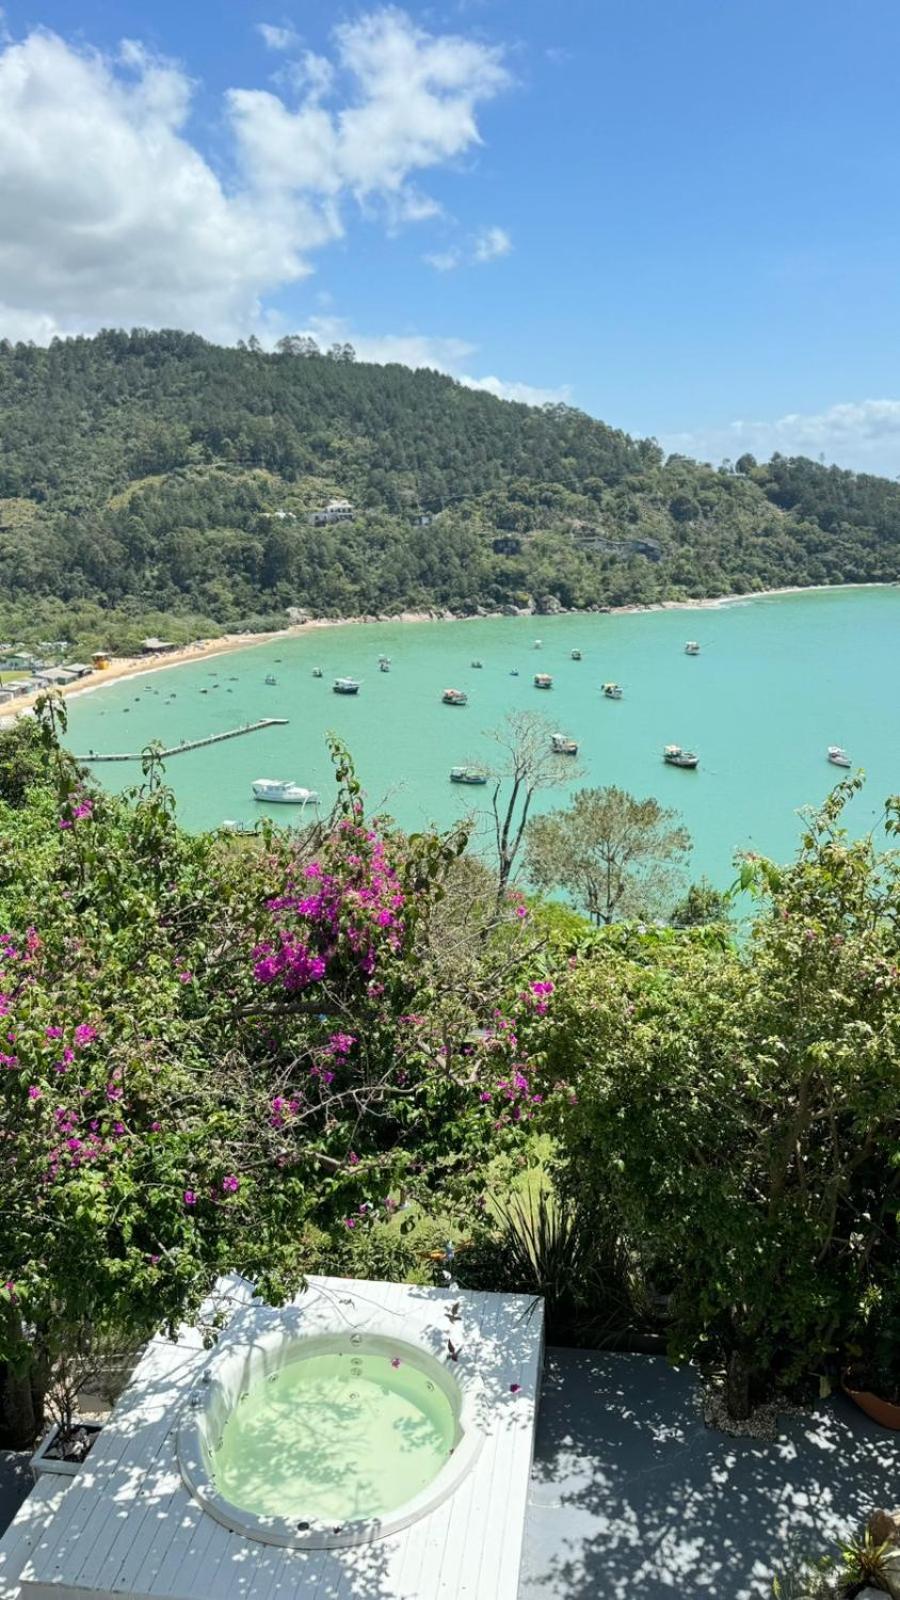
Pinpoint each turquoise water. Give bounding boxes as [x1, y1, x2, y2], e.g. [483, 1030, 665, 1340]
[212, 1350, 456, 1523]
[64, 588, 900, 886]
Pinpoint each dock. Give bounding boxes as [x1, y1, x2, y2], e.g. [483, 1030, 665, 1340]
[75, 718, 289, 762]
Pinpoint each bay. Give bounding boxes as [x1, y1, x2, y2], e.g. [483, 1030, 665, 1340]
[62, 587, 900, 888]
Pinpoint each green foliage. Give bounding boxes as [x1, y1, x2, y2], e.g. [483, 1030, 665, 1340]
[525, 785, 691, 924]
[2, 330, 900, 649]
[670, 876, 731, 926]
[544, 781, 900, 1412]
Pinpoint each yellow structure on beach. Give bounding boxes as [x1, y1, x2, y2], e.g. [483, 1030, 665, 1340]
[91, 651, 111, 670]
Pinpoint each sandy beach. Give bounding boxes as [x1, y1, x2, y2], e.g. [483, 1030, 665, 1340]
[0, 583, 891, 721]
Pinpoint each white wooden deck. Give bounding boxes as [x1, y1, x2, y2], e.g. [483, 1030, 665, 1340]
[0, 1479, 71, 1600]
[14, 1277, 543, 1600]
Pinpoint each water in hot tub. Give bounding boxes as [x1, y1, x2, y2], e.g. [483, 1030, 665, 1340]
[212, 1348, 457, 1525]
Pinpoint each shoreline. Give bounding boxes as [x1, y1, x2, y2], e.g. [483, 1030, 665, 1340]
[1, 581, 892, 720]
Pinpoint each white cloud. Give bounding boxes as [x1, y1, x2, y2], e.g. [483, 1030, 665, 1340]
[257, 23, 300, 53]
[0, 11, 510, 344]
[423, 224, 511, 271]
[473, 224, 511, 262]
[423, 248, 462, 271]
[664, 399, 900, 476]
[460, 373, 570, 406]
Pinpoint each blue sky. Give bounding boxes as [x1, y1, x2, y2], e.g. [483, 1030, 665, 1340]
[2, 0, 900, 471]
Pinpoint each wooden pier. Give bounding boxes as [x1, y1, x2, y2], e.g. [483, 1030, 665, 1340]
[76, 718, 289, 762]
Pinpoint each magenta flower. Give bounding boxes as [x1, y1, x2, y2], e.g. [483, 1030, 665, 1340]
[27, 1085, 42, 1100]
[45, 1026, 63, 1041]
[73, 1024, 97, 1048]
[327, 1032, 357, 1056]
[183, 1189, 197, 1207]
[221, 1174, 240, 1194]
[177, 971, 193, 984]
[509, 1383, 521, 1395]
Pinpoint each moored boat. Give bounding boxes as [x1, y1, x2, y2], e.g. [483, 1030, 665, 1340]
[333, 677, 360, 694]
[442, 687, 468, 706]
[827, 745, 851, 768]
[663, 744, 699, 769]
[551, 733, 578, 755]
[685, 641, 701, 656]
[265, 674, 277, 685]
[312, 668, 323, 678]
[571, 649, 582, 660]
[252, 779, 320, 805]
[601, 682, 623, 699]
[379, 660, 390, 672]
[534, 673, 553, 689]
[449, 766, 488, 785]
[471, 659, 484, 669]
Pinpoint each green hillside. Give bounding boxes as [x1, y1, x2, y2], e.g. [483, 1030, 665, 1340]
[1, 327, 899, 651]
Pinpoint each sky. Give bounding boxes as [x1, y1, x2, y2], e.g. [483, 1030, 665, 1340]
[2, 0, 900, 473]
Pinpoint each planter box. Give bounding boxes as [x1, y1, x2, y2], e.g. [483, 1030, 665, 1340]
[843, 1380, 900, 1431]
[30, 1420, 102, 1480]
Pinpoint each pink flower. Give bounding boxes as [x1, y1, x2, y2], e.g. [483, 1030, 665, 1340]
[27, 1085, 42, 1100]
[348, 1151, 359, 1166]
[106, 1084, 123, 1102]
[183, 1190, 197, 1207]
[515, 905, 528, 919]
[327, 1032, 356, 1056]
[221, 1174, 240, 1194]
[178, 971, 193, 984]
[45, 1026, 63, 1040]
[73, 1024, 97, 1048]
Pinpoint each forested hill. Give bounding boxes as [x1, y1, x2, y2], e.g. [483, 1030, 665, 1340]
[1, 327, 899, 651]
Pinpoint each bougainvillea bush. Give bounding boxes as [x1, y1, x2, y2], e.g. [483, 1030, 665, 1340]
[0, 707, 549, 1444]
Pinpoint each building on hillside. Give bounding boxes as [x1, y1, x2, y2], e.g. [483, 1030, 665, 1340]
[413, 513, 433, 527]
[141, 638, 177, 654]
[33, 667, 73, 687]
[307, 498, 356, 527]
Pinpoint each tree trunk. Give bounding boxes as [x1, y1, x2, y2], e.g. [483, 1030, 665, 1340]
[724, 1349, 753, 1421]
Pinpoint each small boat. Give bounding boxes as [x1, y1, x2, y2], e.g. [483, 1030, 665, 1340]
[252, 779, 320, 806]
[510, 668, 519, 676]
[534, 640, 542, 649]
[551, 734, 578, 755]
[312, 668, 323, 678]
[222, 820, 254, 835]
[827, 745, 851, 768]
[265, 674, 277, 685]
[442, 688, 468, 706]
[450, 766, 488, 785]
[378, 654, 390, 664]
[571, 649, 582, 661]
[379, 660, 390, 673]
[534, 673, 553, 690]
[663, 744, 699, 770]
[601, 682, 623, 700]
[471, 659, 484, 669]
[685, 642, 701, 656]
[333, 678, 360, 694]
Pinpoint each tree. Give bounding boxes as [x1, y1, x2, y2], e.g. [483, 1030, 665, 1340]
[670, 877, 729, 926]
[525, 786, 690, 924]
[0, 711, 540, 1443]
[545, 778, 900, 1417]
[486, 712, 573, 906]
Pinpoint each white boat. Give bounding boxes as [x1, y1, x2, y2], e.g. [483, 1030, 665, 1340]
[333, 677, 360, 694]
[265, 674, 277, 685]
[252, 779, 320, 805]
[685, 641, 701, 656]
[601, 682, 623, 700]
[534, 639, 542, 649]
[449, 766, 488, 785]
[534, 673, 553, 689]
[442, 687, 468, 706]
[827, 745, 851, 768]
[551, 733, 578, 755]
[471, 659, 484, 669]
[663, 744, 699, 770]
[379, 660, 390, 673]
[312, 668, 323, 678]
[571, 649, 582, 661]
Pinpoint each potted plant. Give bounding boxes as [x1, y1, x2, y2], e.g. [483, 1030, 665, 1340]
[29, 1338, 107, 1480]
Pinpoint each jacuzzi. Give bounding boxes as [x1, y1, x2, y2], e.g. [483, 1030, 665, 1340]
[176, 1323, 485, 1549]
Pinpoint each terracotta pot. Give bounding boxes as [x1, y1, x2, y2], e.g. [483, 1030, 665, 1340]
[842, 1376, 900, 1430]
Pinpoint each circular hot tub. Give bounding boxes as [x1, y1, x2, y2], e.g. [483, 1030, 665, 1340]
[177, 1328, 484, 1548]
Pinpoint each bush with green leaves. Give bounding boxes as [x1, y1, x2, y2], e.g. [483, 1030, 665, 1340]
[544, 779, 900, 1414]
